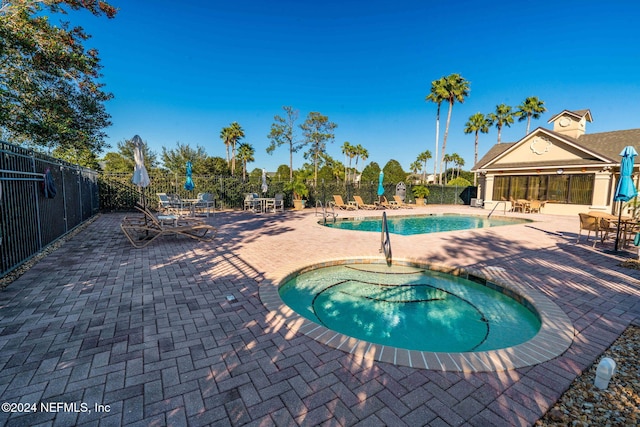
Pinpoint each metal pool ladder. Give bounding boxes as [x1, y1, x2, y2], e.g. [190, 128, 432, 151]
[315, 200, 337, 224]
[487, 200, 508, 218]
[380, 211, 392, 266]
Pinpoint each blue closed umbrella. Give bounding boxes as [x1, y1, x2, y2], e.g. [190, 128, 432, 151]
[613, 146, 638, 251]
[377, 171, 384, 197]
[184, 161, 195, 191]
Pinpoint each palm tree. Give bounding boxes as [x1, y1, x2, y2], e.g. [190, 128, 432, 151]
[341, 141, 354, 183]
[227, 122, 245, 176]
[443, 153, 454, 183]
[237, 142, 255, 181]
[410, 160, 422, 176]
[464, 112, 491, 182]
[219, 126, 233, 166]
[451, 153, 464, 178]
[488, 104, 514, 144]
[416, 150, 432, 183]
[439, 73, 470, 185]
[425, 78, 447, 184]
[516, 96, 547, 134]
[354, 144, 368, 182]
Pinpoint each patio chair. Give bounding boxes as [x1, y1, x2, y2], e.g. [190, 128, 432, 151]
[121, 205, 217, 248]
[244, 193, 259, 211]
[353, 195, 378, 210]
[577, 213, 603, 247]
[331, 195, 357, 210]
[393, 195, 414, 209]
[376, 195, 399, 209]
[194, 192, 215, 217]
[157, 193, 183, 214]
[267, 193, 284, 212]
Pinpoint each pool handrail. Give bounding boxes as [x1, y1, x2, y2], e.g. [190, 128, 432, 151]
[488, 200, 508, 218]
[380, 211, 392, 265]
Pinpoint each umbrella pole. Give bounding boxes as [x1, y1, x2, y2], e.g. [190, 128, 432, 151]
[614, 201, 623, 252]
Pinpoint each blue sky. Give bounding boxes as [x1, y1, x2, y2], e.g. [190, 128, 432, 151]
[71, 0, 640, 173]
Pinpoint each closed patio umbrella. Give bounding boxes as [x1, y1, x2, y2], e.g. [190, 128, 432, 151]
[377, 171, 384, 202]
[613, 146, 638, 251]
[131, 135, 150, 207]
[261, 169, 268, 194]
[184, 161, 195, 191]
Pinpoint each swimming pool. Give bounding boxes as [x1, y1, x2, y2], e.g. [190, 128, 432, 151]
[260, 258, 574, 372]
[321, 214, 531, 235]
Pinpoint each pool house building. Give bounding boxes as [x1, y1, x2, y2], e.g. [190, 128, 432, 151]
[472, 109, 640, 216]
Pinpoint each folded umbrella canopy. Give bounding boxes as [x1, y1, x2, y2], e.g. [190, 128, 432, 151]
[261, 169, 268, 194]
[613, 146, 638, 251]
[377, 171, 385, 199]
[131, 135, 150, 207]
[184, 161, 195, 191]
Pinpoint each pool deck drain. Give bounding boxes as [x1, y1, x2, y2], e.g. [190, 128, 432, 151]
[0, 206, 638, 426]
[260, 257, 574, 372]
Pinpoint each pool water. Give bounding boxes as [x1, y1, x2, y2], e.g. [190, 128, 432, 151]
[279, 263, 541, 353]
[322, 214, 530, 235]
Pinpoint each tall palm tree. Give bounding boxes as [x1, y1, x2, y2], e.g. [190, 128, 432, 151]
[439, 73, 470, 185]
[219, 126, 233, 166]
[410, 160, 422, 176]
[516, 96, 547, 134]
[464, 112, 491, 174]
[443, 153, 454, 183]
[341, 141, 354, 183]
[488, 104, 514, 144]
[425, 78, 447, 184]
[237, 142, 255, 181]
[451, 153, 464, 178]
[416, 150, 432, 183]
[227, 122, 245, 176]
[354, 144, 368, 182]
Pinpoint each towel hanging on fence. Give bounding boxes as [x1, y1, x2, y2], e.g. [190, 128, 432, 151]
[43, 168, 57, 198]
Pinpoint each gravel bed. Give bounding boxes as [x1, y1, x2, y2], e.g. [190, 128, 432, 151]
[536, 325, 640, 426]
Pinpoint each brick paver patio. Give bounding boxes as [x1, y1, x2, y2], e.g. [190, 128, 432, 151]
[0, 206, 638, 426]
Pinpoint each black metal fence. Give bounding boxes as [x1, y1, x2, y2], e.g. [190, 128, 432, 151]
[100, 172, 477, 211]
[1, 141, 100, 278]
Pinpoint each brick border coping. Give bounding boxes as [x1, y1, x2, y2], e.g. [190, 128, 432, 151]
[259, 257, 575, 372]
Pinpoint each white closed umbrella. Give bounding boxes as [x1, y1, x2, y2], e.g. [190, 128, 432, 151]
[261, 169, 268, 194]
[131, 135, 150, 208]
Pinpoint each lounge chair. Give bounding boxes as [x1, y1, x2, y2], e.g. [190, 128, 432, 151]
[121, 205, 217, 248]
[393, 195, 414, 209]
[331, 195, 357, 210]
[353, 195, 378, 210]
[376, 195, 399, 209]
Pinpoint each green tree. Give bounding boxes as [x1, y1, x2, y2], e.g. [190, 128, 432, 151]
[439, 73, 470, 185]
[425, 78, 447, 183]
[0, 0, 116, 154]
[416, 150, 432, 183]
[382, 159, 407, 185]
[219, 127, 233, 166]
[201, 156, 230, 176]
[353, 144, 368, 179]
[516, 96, 547, 135]
[341, 141, 355, 183]
[451, 153, 464, 178]
[488, 104, 515, 144]
[161, 142, 208, 175]
[102, 137, 159, 173]
[443, 153, 454, 183]
[464, 112, 491, 168]
[266, 106, 302, 181]
[300, 111, 337, 186]
[409, 160, 422, 175]
[227, 122, 245, 176]
[275, 164, 291, 181]
[237, 142, 255, 181]
[361, 162, 381, 184]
